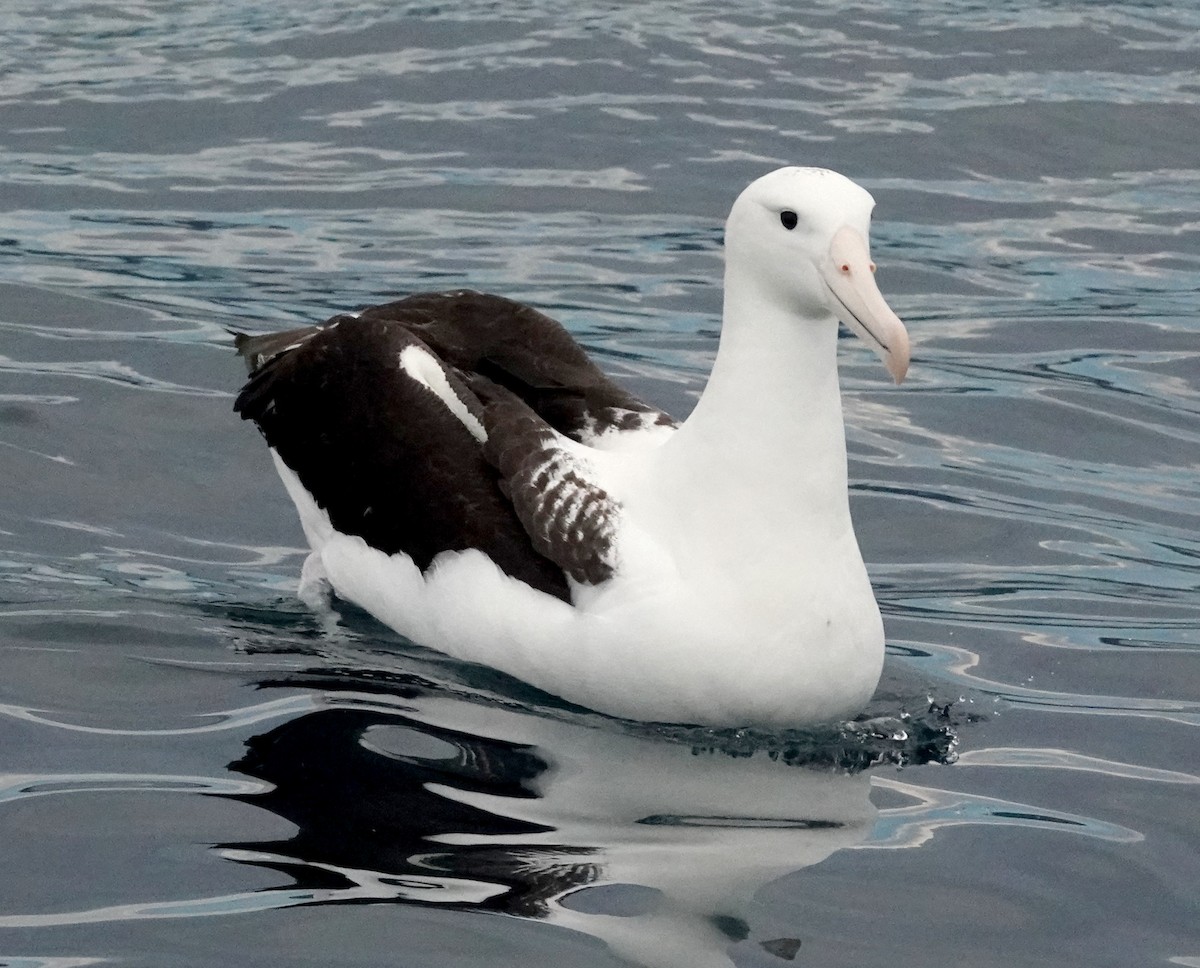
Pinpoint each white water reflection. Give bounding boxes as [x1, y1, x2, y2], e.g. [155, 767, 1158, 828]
[0, 685, 1155, 966]
[392, 697, 874, 968]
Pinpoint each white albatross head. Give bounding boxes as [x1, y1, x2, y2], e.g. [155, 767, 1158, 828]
[725, 166, 910, 383]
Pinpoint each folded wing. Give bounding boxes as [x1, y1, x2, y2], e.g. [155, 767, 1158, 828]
[233, 291, 674, 601]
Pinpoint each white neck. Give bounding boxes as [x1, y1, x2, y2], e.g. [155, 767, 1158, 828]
[661, 268, 854, 534]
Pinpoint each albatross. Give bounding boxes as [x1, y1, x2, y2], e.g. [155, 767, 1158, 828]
[233, 166, 910, 727]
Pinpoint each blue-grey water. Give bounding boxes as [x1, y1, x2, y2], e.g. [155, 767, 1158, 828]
[2, 2, 1198, 966]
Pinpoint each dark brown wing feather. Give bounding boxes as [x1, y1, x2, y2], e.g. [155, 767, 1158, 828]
[470, 377, 620, 585]
[234, 311, 570, 600]
[357, 291, 676, 441]
[234, 291, 666, 599]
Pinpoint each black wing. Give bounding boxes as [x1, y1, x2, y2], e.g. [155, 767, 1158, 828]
[233, 291, 669, 600]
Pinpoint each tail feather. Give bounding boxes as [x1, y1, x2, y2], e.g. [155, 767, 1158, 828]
[231, 324, 329, 374]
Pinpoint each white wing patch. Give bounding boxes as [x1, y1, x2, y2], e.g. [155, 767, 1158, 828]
[398, 344, 487, 443]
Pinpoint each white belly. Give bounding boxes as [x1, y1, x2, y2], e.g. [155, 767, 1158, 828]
[313, 528, 883, 727]
[275, 450, 887, 727]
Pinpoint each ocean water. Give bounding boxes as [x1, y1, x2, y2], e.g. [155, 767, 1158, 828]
[1, 2, 1198, 966]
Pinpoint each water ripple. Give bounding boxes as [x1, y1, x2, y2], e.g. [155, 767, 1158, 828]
[0, 771, 270, 804]
[0, 695, 319, 736]
[864, 776, 1143, 848]
[954, 747, 1200, 783]
[899, 641, 1200, 726]
[0, 888, 319, 929]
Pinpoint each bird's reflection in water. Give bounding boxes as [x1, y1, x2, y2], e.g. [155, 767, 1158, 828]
[226, 669, 951, 968]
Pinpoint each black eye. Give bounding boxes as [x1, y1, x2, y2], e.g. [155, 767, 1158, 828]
[780, 210, 798, 230]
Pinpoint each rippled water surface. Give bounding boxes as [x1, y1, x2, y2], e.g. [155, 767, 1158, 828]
[2, 2, 1198, 966]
